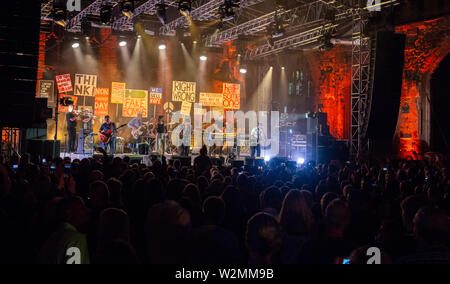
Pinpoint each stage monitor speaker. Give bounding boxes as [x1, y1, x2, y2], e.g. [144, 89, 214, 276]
[231, 160, 244, 168]
[245, 158, 255, 166]
[367, 31, 406, 141]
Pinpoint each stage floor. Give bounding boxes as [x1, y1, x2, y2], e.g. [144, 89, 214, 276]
[60, 151, 251, 166]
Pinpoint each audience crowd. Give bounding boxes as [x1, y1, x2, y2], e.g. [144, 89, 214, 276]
[0, 147, 449, 264]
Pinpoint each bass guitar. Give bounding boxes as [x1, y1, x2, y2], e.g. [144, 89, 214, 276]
[100, 124, 127, 144]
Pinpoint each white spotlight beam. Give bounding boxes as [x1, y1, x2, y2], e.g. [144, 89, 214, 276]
[159, 0, 266, 36]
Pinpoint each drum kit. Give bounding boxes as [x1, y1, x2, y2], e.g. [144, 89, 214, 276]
[134, 120, 178, 155]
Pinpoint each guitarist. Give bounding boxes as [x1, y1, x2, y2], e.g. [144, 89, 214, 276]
[99, 115, 117, 155]
[128, 112, 143, 153]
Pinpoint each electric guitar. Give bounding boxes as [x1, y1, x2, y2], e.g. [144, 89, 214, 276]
[100, 124, 127, 144]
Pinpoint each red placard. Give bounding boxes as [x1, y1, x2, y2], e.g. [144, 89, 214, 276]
[55, 74, 73, 93]
[95, 88, 109, 116]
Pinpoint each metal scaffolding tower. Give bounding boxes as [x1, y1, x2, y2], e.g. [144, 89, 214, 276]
[350, 9, 375, 159]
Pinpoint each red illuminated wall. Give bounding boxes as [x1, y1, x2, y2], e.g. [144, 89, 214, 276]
[306, 45, 352, 140]
[395, 17, 450, 158]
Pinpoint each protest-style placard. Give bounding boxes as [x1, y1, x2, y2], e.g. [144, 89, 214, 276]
[172, 81, 196, 102]
[111, 82, 126, 104]
[55, 74, 73, 93]
[122, 90, 148, 118]
[74, 74, 98, 96]
[180, 101, 192, 115]
[149, 87, 163, 105]
[223, 83, 241, 109]
[94, 88, 109, 116]
[199, 93, 223, 107]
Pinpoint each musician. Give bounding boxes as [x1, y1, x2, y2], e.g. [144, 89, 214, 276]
[66, 105, 78, 153]
[179, 120, 191, 157]
[128, 112, 143, 153]
[156, 116, 167, 155]
[250, 123, 264, 158]
[207, 118, 223, 156]
[81, 109, 94, 134]
[99, 115, 117, 155]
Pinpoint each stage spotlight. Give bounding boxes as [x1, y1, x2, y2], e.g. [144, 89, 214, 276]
[72, 39, 80, 49]
[217, 0, 240, 22]
[121, 0, 135, 17]
[297, 157, 305, 165]
[52, 6, 67, 27]
[200, 55, 207, 61]
[156, 3, 168, 25]
[239, 68, 247, 74]
[264, 156, 271, 162]
[81, 19, 92, 38]
[159, 44, 167, 50]
[178, 0, 192, 16]
[137, 35, 142, 39]
[100, 4, 113, 25]
[282, 66, 286, 70]
[119, 40, 127, 47]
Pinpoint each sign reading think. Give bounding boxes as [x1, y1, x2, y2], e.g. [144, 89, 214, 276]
[123, 90, 148, 118]
[111, 82, 126, 104]
[75, 74, 98, 96]
[94, 88, 109, 117]
[58, 95, 78, 113]
[180, 101, 192, 116]
[172, 81, 196, 102]
[223, 83, 241, 110]
[149, 87, 163, 105]
[199, 93, 223, 107]
[55, 74, 73, 93]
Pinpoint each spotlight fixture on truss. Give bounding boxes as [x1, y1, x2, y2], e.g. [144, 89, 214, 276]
[81, 19, 92, 38]
[217, 0, 240, 22]
[319, 32, 334, 51]
[52, 5, 67, 27]
[121, 0, 135, 18]
[100, 4, 113, 25]
[178, 0, 192, 17]
[156, 2, 168, 25]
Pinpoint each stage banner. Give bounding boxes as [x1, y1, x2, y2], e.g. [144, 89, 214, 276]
[74, 74, 98, 96]
[199, 92, 223, 107]
[55, 74, 73, 93]
[223, 83, 241, 109]
[123, 89, 148, 118]
[172, 81, 196, 102]
[58, 95, 78, 113]
[149, 87, 163, 105]
[180, 101, 192, 115]
[94, 88, 109, 117]
[111, 82, 126, 104]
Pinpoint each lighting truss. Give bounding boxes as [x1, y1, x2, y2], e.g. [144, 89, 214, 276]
[159, 0, 265, 35]
[41, 0, 54, 21]
[243, 24, 339, 59]
[112, 0, 179, 31]
[204, 0, 353, 47]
